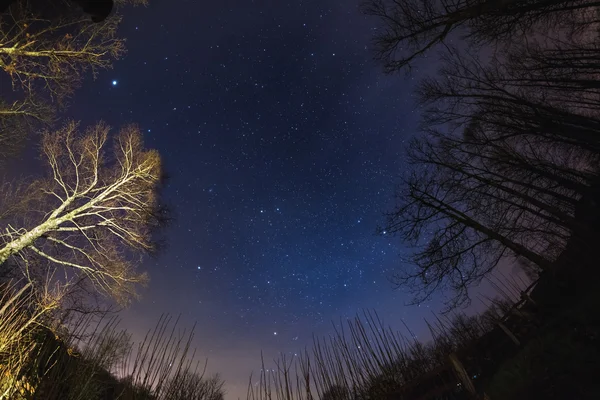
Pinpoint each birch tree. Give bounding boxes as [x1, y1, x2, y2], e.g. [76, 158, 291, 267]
[0, 2, 126, 100]
[0, 96, 54, 162]
[0, 0, 146, 156]
[0, 121, 164, 305]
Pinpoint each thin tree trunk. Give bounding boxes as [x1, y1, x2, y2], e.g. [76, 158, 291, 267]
[418, 190, 555, 270]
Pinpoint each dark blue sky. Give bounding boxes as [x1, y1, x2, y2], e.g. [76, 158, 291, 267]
[68, 0, 447, 397]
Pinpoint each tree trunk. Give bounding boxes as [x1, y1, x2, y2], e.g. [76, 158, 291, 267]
[419, 191, 555, 270]
[0, 220, 56, 265]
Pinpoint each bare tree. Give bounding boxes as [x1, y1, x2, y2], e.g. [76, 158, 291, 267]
[361, 0, 600, 72]
[0, 96, 54, 162]
[0, 1, 126, 100]
[384, 165, 553, 308]
[417, 46, 600, 155]
[380, 111, 588, 307]
[0, 121, 164, 305]
[164, 372, 225, 400]
[248, 310, 502, 400]
[383, 113, 594, 307]
[0, 0, 146, 154]
[377, 38, 600, 307]
[321, 385, 350, 400]
[504, 39, 600, 114]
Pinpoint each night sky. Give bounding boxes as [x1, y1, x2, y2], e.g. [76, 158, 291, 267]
[67, 0, 449, 397]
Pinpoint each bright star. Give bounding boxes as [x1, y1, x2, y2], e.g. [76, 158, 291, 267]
[273, 332, 277, 336]
[112, 80, 118, 86]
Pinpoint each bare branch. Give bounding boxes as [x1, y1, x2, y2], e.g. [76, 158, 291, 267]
[0, 121, 164, 306]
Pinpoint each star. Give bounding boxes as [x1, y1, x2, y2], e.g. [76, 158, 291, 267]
[45, 0, 451, 397]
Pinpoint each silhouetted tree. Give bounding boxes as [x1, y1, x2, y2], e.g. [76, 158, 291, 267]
[321, 384, 350, 400]
[164, 372, 225, 400]
[1, 0, 117, 22]
[418, 46, 600, 155]
[385, 119, 596, 306]
[383, 159, 554, 308]
[504, 39, 600, 114]
[361, 0, 600, 72]
[376, 29, 600, 307]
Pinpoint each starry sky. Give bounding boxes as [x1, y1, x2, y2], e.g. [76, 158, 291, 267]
[66, 0, 450, 397]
